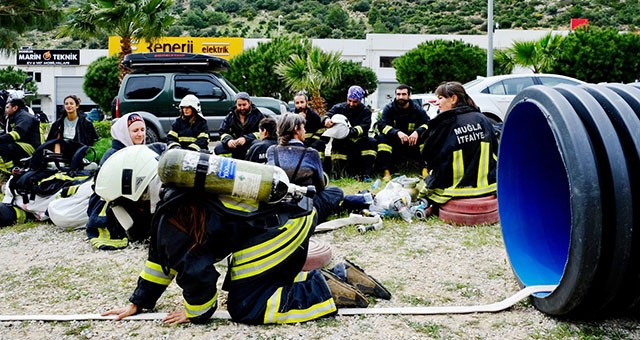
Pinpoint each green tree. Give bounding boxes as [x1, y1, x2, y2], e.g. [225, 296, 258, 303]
[59, 0, 174, 81]
[501, 32, 563, 73]
[394, 40, 486, 93]
[327, 6, 349, 30]
[548, 27, 640, 83]
[275, 47, 342, 115]
[0, 66, 38, 101]
[0, 0, 63, 54]
[323, 61, 377, 108]
[226, 37, 312, 101]
[83, 55, 120, 114]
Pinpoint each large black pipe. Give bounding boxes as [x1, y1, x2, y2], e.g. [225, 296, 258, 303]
[498, 84, 640, 317]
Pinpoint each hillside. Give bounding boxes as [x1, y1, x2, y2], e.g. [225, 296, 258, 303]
[20, 0, 640, 49]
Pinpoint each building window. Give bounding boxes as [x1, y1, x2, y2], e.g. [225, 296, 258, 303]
[379, 56, 397, 68]
[27, 71, 42, 82]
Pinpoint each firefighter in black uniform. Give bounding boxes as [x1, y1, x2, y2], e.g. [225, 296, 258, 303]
[214, 92, 266, 159]
[322, 86, 376, 180]
[421, 81, 498, 206]
[293, 92, 326, 160]
[0, 98, 41, 172]
[167, 95, 209, 151]
[375, 84, 430, 181]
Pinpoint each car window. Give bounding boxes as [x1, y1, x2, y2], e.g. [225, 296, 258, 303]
[502, 77, 535, 95]
[538, 76, 581, 86]
[175, 75, 225, 99]
[124, 76, 164, 100]
[486, 81, 506, 95]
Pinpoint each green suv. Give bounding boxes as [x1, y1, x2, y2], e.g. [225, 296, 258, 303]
[113, 52, 288, 142]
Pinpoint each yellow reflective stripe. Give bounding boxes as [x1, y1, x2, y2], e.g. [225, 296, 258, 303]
[408, 123, 415, 131]
[168, 130, 178, 138]
[252, 132, 260, 139]
[184, 291, 217, 318]
[331, 153, 347, 161]
[140, 260, 176, 286]
[219, 196, 259, 212]
[220, 133, 232, 140]
[178, 136, 197, 142]
[89, 237, 129, 249]
[197, 132, 209, 139]
[16, 142, 35, 155]
[429, 183, 498, 203]
[9, 131, 20, 140]
[188, 143, 200, 151]
[361, 150, 377, 157]
[264, 287, 336, 324]
[304, 132, 314, 139]
[99, 201, 108, 216]
[419, 124, 428, 130]
[452, 150, 464, 186]
[231, 213, 314, 280]
[377, 144, 392, 153]
[493, 153, 498, 161]
[39, 173, 89, 183]
[477, 142, 490, 188]
[419, 143, 425, 152]
[293, 271, 308, 283]
[355, 126, 363, 135]
[13, 207, 26, 224]
[167, 142, 180, 149]
[381, 125, 392, 134]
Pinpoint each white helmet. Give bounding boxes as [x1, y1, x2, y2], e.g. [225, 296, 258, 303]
[95, 145, 160, 202]
[322, 114, 351, 139]
[179, 94, 203, 117]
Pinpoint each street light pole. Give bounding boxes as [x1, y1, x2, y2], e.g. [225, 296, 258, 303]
[278, 15, 283, 36]
[487, 0, 494, 76]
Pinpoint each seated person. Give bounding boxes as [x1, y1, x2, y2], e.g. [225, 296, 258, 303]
[214, 92, 265, 159]
[420, 81, 498, 207]
[167, 94, 209, 151]
[47, 95, 99, 154]
[245, 116, 278, 164]
[0, 98, 41, 172]
[267, 113, 343, 224]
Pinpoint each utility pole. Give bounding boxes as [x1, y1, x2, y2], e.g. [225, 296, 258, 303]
[487, 0, 494, 76]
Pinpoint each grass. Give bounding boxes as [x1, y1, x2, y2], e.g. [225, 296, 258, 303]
[405, 320, 448, 338]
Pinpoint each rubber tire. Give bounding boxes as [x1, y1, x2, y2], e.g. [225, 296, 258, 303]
[438, 208, 499, 226]
[303, 238, 332, 271]
[440, 195, 498, 214]
[145, 125, 159, 144]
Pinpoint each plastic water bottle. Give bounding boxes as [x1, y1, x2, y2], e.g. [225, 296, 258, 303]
[391, 197, 412, 222]
[371, 178, 381, 190]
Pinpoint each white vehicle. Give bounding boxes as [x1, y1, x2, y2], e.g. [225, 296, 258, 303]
[414, 74, 586, 123]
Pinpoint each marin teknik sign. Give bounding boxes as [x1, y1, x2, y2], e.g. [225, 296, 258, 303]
[16, 49, 80, 66]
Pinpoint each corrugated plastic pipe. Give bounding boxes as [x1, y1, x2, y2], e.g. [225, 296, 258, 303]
[498, 83, 640, 317]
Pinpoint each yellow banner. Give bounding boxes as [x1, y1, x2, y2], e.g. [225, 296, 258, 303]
[108, 36, 244, 60]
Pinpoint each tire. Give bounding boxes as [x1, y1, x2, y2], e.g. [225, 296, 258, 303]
[303, 238, 332, 271]
[440, 195, 498, 214]
[145, 125, 159, 144]
[438, 208, 499, 226]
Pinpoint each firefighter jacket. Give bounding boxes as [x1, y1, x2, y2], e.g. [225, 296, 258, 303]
[297, 107, 324, 141]
[167, 116, 209, 151]
[324, 102, 372, 140]
[421, 105, 498, 204]
[0, 108, 41, 154]
[47, 111, 98, 146]
[219, 105, 265, 147]
[378, 99, 430, 138]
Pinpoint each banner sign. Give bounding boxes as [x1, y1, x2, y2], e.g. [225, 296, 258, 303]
[108, 36, 244, 60]
[16, 49, 80, 65]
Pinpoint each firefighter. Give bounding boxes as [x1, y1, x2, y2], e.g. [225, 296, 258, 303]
[214, 92, 265, 159]
[292, 92, 326, 160]
[167, 94, 209, 151]
[0, 98, 41, 173]
[420, 81, 498, 206]
[322, 86, 376, 181]
[375, 84, 430, 181]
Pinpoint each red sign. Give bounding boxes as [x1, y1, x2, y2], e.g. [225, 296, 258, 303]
[571, 18, 589, 30]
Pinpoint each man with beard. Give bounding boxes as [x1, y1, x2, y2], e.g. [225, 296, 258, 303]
[292, 92, 327, 162]
[322, 85, 376, 181]
[215, 92, 266, 159]
[375, 84, 430, 181]
[0, 98, 41, 172]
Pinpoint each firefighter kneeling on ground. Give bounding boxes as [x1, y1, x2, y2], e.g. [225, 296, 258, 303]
[103, 148, 391, 325]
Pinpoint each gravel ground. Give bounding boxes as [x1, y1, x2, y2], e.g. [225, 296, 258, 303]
[1, 214, 640, 339]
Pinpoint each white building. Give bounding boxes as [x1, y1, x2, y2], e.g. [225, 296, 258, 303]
[0, 30, 566, 119]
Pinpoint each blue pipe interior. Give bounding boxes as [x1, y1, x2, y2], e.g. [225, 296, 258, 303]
[498, 102, 572, 289]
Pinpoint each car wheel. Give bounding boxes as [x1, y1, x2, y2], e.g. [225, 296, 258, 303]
[145, 126, 159, 144]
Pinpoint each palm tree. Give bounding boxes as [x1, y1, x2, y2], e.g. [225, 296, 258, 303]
[275, 47, 342, 115]
[501, 32, 564, 73]
[59, 0, 174, 81]
[0, 0, 62, 54]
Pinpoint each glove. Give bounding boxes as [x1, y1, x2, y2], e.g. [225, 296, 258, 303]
[348, 127, 358, 138]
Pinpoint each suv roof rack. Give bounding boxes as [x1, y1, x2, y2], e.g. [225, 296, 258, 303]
[122, 52, 230, 72]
